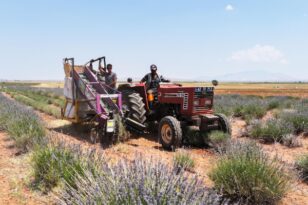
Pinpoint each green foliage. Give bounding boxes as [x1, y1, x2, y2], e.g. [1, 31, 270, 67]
[31, 143, 85, 192]
[4, 86, 65, 108]
[281, 134, 302, 148]
[296, 155, 308, 182]
[13, 94, 61, 118]
[115, 114, 131, 142]
[173, 150, 195, 171]
[209, 141, 291, 204]
[267, 100, 280, 110]
[280, 111, 308, 134]
[233, 104, 258, 119]
[7, 116, 46, 150]
[214, 95, 298, 121]
[242, 104, 266, 122]
[250, 120, 292, 143]
[0, 94, 46, 152]
[207, 131, 230, 150]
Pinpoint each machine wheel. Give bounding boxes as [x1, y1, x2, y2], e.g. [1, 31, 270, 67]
[121, 90, 147, 124]
[159, 116, 182, 150]
[215, 113, 232, 135]
[90, 127, 99, 144]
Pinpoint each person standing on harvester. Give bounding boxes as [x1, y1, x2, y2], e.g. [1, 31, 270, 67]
[140, 64, 169, 90]
[105, 64, 117, 93]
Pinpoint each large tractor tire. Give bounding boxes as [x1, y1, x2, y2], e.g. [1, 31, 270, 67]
[121, 90, 147, 125]
[158, 116, 182, 150]
[215, 113, 232, 135]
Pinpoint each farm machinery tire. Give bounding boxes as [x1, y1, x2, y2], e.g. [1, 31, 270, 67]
[121, 90, 147, 125]
[215, 113, 232, 135]
[159, 116, 182, 150]
[90, 127, 100, 144]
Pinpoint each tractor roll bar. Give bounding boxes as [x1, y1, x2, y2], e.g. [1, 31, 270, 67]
[84, 56, 106, 69]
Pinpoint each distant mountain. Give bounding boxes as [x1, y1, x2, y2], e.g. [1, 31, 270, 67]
[195, 70, 303, 82]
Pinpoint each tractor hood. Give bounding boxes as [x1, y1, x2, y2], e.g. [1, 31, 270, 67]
[158, 85, 214, 115]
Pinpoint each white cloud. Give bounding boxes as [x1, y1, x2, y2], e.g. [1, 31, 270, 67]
[228, 45, 287, 64]
[225, 4, 234, 11]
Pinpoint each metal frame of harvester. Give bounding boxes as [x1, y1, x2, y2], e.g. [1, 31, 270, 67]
[61, 57, 122, 143]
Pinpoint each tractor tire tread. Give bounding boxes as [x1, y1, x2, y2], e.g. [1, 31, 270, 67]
[121, 90, 147, 125]
[215, 113, 232, 135]
[159, 116, 182, 150]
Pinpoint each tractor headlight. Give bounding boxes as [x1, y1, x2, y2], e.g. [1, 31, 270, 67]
[193, 100, 199, 106]
[205, 99, 212, 105]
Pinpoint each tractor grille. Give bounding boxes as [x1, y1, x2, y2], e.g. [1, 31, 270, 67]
[194, 92, 213, 99]
[194, 105, 212, 112]
[194, 92, 204, 99]
[194, 106, 207, 112]
[193, 87, 213, 113]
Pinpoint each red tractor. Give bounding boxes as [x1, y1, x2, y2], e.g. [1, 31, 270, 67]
[118, 81, 231, 150]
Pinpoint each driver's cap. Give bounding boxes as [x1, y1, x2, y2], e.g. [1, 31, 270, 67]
[150, 64, 157, 71]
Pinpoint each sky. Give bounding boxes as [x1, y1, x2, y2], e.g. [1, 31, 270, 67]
[0, 0, 307, 81]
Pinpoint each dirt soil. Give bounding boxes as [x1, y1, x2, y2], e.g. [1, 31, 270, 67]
[0, 132, 51, 205]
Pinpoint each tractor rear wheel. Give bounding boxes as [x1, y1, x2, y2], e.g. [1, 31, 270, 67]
[215, 113, 232, 135]
[159, 116, 182, 150]
[121, 90, 147, 125]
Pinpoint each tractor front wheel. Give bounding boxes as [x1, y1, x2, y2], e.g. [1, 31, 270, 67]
[215, 113, 232, 135]
[159, 116, 182, 150]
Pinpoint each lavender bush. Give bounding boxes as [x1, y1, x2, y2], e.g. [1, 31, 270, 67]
[58, 154, 233, 205]
[0, 93, 46, 151]
[249, 119, 293, 143]
[279, 100, 308, 134]
[32, 141, 89, 192]
[209, 141, 291, 204]
[296, 154, 308, 182]
[207, 131, 231, 151]
[214, 95, 297, 122]
[173, 149, 195, 171]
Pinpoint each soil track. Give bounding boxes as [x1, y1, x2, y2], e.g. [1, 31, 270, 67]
[0, 132, 51, 205]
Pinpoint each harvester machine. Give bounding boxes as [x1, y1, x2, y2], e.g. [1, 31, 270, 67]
[61, 57, 122, 143]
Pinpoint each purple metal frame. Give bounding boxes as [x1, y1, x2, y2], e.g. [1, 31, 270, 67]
[72, 66, 122, 124]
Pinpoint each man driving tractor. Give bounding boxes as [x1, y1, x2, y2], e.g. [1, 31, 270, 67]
[140, 64, 170, 90]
